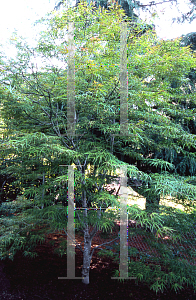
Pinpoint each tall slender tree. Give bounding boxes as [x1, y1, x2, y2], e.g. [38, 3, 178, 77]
[0, 1, 196, 289]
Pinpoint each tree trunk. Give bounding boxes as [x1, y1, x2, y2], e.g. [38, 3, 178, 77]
[81, 164, 92, 284]
[41, 172, 45, 209]
[127, 178, 160, 212]
[145, 190, 160, 212]
[82, 230, 92, 285]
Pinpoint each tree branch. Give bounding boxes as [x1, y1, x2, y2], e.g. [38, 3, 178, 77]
[106, 78, 119, 100]
[139, 0, 176, 8]
[90, 236, 120, 258]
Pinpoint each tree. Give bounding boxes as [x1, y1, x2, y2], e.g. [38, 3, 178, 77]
[0, 1, 196, 290]
[54, 0, 196, 24]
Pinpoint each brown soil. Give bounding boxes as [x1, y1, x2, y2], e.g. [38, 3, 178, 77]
[0, 221, 196, 300]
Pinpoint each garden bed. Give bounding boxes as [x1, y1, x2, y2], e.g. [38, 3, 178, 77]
[0, 220, 196, 299]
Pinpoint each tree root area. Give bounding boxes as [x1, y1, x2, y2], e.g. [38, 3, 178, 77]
[0, 224, 195, 300]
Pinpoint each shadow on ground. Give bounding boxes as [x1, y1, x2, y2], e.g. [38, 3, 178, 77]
[0, 225, 196, 300]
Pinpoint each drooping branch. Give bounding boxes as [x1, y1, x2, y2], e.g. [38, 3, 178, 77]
[90, 236, 120, 258]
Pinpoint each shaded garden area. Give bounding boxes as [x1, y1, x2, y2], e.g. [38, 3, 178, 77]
[0, 226, 196, 300]
[0, 198, 196, 299]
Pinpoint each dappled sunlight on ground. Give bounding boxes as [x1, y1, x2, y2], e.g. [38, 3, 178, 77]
[109, 168, 187, 212]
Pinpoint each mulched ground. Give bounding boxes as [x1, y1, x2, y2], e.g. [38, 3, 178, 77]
[0, 221, 196, 300]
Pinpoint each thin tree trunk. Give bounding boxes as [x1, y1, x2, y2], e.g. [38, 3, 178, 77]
[110, 118, 115, 153]
[80, 164, 91, 284]
[128, 179, 160, 212]
[41, 172, 45, 209]
[81, 178, 92, 284]
[78, 162, 102, 284]
[82, 227, 92, 284]
[0, 180, 6, 200]
[145, 185, 160, 212]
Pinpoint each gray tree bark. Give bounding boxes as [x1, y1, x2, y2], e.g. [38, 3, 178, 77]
[82, 229, 92, 284]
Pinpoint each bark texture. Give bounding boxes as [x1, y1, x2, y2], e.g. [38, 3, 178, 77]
[82, 231, 92, 285]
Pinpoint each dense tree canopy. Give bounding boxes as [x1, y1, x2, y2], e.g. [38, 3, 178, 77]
[0, 0, 196, 291]
[54, 0, 196, 24]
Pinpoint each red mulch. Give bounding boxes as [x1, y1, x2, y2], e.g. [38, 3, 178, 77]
[0, 221, 196, 300]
